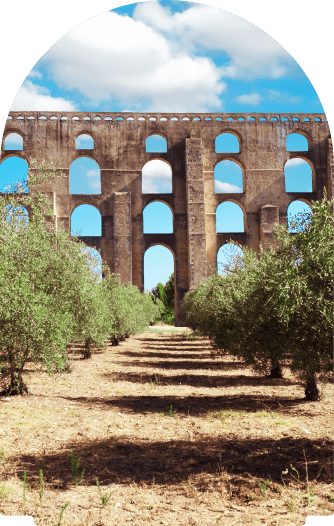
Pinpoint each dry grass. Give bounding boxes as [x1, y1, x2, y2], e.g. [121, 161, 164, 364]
[0, 327, 333, 525]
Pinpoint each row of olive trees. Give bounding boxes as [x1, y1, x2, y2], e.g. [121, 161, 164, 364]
[182, 194, 333, 401]
[0, 162, 159, 395]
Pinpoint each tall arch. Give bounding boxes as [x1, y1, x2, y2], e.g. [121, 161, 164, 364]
[217, 243, 244, 275]
[0, 156, 28, 192]
[284, 157, 313, 192]
[69, 156, 101, 194]
[144, 244, 174, 294]
[287, 200, 312, 233]
[214, 160, 243, 193]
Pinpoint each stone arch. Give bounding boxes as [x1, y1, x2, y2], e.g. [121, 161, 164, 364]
[75, 133, 94, 149]
[145, 133, 167, 153]
[4, 132, 24, 150]
[284, 157, 313, 192]
[81, 247, 102, 280]
[69, 156, 101, 194]
[216, 200, 245, 232]
[215, 131, 240, 153]
[217, 243, 244, 275]
[287, 199, 312, 233]
[143, 201, 173, 233]
[5, 204, 29, 227]
[286, 131, 309, 151]
[143, 243, 175, 294]
[0, 155, 29, 192]
[71, 204, 102, 236]
[214, 159, 243, 193]
[142, 159, 172, 194]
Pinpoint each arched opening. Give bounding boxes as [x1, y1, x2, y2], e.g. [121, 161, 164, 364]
[215, 132, 239, 153]
[142, 160, 172, 194]
[143, 201, 173, 233]
[76, 134, 94, 149]
[81, 247, 102, 281]
[284, 158, 312, 192]
[145, 134, 167, 153]
[216, 201, 244, 232]
[4, 133, 23, 150]
[71, 204, 102, 236]
[214, 160, 243, 193]
[286, 133, 308, 151]
[217, 243, 244, 275]
[144, 245, 175, 324]
[287, 200, 312, 233]
[4, 204, 29, 228]
[0, 156, 28, 193]
[69, 157, 101, 194]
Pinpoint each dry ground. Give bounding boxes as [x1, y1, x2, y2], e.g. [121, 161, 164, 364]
[0, 327, 333, 525]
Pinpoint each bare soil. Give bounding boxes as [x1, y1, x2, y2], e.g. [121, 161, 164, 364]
[0, 327, 333, 525]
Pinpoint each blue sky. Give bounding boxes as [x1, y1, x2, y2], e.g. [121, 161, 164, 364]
[0, 0, 324, 292]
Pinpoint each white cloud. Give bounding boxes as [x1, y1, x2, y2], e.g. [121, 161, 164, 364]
[37, 10, 226, 112]
[285, 158, 307, 167]
[133, 3, 295, 79]
[27, 69, 43, 79]
[215, 181, 242, 193]
[11, 80, 76, 111]
[236, 92, 261, 106]
[87, 168, 100, 178]
[5, 133, 23, 146]
[142, 160, 172, 193]
[267, 90, 302, 104]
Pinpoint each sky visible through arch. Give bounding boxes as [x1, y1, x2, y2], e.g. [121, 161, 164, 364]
[2, 0, 324, 291]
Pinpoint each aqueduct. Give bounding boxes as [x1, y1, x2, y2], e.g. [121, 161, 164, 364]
[1, 111, 333, 325]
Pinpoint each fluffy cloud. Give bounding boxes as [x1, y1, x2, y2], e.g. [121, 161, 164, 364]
[11, 80, 76, 111]
[133, 3, 295, 79]
[142, 160, 172, 193]
[267, 90, 302, 104]
[285, 158, 308, 167]
[236, 92, 261, 106]
[215, 181, 242, 193]
[36, 10, 226, 112]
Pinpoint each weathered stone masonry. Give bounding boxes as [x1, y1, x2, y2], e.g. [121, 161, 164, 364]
[1, 112, 332, 325]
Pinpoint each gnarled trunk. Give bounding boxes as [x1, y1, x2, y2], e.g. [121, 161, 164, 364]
[83, 338, 93, 359]
[267, 357, 283, 379]
[7, 368, 28, 395]
[305, 373, 321, 401]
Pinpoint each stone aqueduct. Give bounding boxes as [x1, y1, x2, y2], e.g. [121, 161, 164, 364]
[1, 111, 333, 325]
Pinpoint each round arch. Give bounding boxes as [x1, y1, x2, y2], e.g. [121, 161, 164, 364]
[215, 131, 241, 153]
[0, 155, 29, 192]
[143, 201, 173, 233]
[145, 133, 168, 153]
[3, 132, 24, 150]
[287, 199, 312, 233]
[216, 200, 246, 232]
[75, 132, 94, 149]
[142, 159, 172, 194]
[69, 156, 101, 194]
[214, 160, 244, 193]
[217, 243, 244, 275]
[70, 204, 102, 236]
[143, 243, 175, 293]
[286, 131, 309, 151]
[284, 156, 313, 192]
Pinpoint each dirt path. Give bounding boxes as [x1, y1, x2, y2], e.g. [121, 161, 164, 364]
[0, 329, 333, 525]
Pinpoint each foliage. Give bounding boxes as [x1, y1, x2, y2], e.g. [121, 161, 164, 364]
[183, 194, 334, 401]
[0, 160, 160, 394]
[150, 273, 175, 324]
